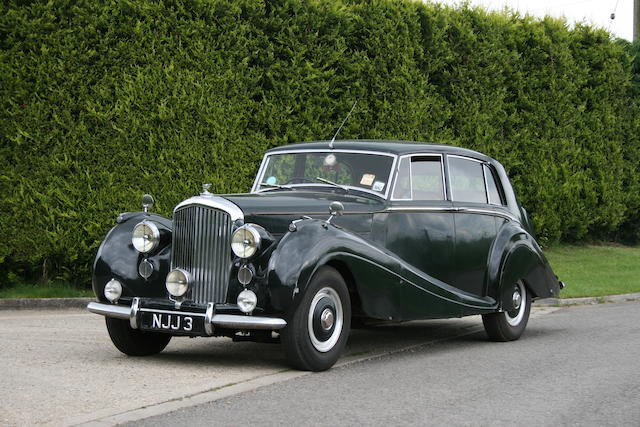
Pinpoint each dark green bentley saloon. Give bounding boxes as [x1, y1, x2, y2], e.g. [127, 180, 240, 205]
[88, 140, 563, 371]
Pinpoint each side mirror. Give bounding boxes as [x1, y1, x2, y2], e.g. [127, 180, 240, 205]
[142, 194, 154, 213]
[329, 201, 344, 216]
[326, 201, 344, 224]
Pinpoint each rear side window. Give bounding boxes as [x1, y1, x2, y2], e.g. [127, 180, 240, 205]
[449, 157, 487, 203]
[484, 164, 505, 206]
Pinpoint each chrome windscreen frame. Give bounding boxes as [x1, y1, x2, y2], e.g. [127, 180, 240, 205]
[251, 149, 399, 200]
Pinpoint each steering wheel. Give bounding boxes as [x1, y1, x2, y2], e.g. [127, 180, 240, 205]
[284, 177, 315, 184]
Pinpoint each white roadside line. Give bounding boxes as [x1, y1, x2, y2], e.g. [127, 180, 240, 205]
[72, 307, 559, 427]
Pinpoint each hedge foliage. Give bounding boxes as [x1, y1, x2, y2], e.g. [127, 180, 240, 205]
[1, 0, 639, 286]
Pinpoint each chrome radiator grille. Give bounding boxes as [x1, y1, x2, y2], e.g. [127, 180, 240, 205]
[171, 205, 233, 304]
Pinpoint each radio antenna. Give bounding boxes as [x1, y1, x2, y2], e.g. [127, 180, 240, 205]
[329, 100, 358, 149]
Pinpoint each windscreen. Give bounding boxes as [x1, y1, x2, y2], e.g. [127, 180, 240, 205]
[257, 151, 395, 196]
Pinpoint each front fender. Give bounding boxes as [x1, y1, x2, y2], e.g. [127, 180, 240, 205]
[266, 220, 405, 318]
[92, 212, 172, 302]
[487, 222, 560, 310]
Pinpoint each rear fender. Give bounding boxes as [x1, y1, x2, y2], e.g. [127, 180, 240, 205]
[487, 223, 560, 311]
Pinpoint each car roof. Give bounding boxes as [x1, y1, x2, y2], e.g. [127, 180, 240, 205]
[266, 140, 493, 161]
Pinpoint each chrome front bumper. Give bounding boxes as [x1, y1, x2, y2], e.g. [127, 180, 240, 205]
[87, 299, 287, 335]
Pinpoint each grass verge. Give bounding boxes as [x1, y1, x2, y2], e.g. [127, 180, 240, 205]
[0, 283, 93, 299]
[545, 244, 640, 298]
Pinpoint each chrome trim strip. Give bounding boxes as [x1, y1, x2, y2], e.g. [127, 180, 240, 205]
[87, 302, 130, 319]
[130, 297, 140, 329]
[252, 149, 398, 199]
[252, 155, 270, 193]
[482, 164, 490, 204]
[448, 154, 486, 164]
[383, 206, 519, 223]
[458, 207, 519, 223]
[409, 156, 414, 198]
[87, 302, 287, 331]
[384, 207, 457, 214]
[174, 196, 244, 222]
[211, 314, 287, 330]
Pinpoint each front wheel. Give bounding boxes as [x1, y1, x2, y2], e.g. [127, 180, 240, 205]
[105, 317, 172, 356]
[281, 266, 351, 371]
[482, 281, 531, 342]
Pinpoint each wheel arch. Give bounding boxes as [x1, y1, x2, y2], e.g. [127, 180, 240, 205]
[487, 223, 560, 310]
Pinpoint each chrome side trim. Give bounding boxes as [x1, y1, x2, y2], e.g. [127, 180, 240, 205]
[87, 302, 287, 331]
[458, 207, 519, 223]
[482, 164, 490, 204]
[87, 302, 130, 319]
[174, 196, 244, 222]
[384, 206, 456, 214]
[383, 206, 519, 223]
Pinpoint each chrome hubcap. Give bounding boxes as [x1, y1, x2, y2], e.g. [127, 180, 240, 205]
[512, 290, 522, 310]
[506, 282, 526, 327]
[320, 308, 335, 330]
[308, 287, 343, 353]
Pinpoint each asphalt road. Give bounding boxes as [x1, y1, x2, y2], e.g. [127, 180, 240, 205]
[0, 304, 490, 426]
[132, 302, 640, 427]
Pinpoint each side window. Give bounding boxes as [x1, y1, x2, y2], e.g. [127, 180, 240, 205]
[449, 157, 487, 203]
[411, 157, 445, 200]
[484, 164, 505, 206]
[392, 157, 411, 200]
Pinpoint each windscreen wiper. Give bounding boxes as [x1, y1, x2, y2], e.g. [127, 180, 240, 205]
[315, 177, 349, 193]
[259, 183, 293, 190]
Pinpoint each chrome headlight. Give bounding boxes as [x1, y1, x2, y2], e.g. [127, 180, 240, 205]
[132, 220, 160, 253]
[231, 225, 261, 258]
[166, 268, 190, 297]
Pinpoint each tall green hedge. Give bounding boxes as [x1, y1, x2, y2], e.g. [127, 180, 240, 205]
[1, 0, 639, 286]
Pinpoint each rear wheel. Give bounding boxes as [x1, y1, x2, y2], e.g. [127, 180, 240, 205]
[281, 266, 351, 371]
[482, 281, 531, 342]
[105, 317, 172, 356]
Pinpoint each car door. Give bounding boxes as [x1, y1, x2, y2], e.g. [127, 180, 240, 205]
[385, 154, 456, 286]
[447, 155, 500, 296]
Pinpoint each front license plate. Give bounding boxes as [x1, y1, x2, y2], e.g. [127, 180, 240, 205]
[140, 312, 204, 335]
